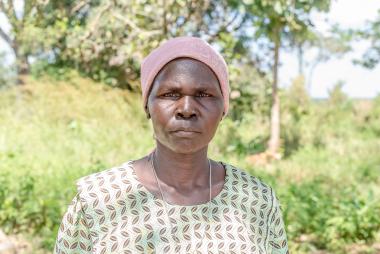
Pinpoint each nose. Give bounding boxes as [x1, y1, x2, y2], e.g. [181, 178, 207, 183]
[175, 95, 198, 119]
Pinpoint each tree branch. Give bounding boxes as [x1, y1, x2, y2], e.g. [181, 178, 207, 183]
[113, 13, 141, 32]
[9, 0, 17, 19]
[173, 0, 196, 36]
[81, 2, 112, 40]
[71, 0, 90, 14]
[113, 13, 161, 37]
[194, 0, 210, 33]
[162, 0, 167, 35]
[23, 0, 34, 20]
[0, 26, 13, 47]
[224, 10, 240, 30]
[207, 10, 242, 43]
[0, 0, 17, 28]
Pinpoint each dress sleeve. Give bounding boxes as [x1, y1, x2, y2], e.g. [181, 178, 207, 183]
[54, 193, 93, 254]
[267, 189, 289, 254]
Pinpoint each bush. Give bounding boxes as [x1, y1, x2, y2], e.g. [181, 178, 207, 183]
[0, 174, 43, 233]
[363, 95, 380, 136]
[281, 177, 380, 253]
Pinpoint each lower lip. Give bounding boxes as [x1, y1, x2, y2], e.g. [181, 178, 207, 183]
[171, 131, 200, 138]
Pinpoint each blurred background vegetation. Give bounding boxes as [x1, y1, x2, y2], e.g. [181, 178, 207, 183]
[0, 0, 379, 253]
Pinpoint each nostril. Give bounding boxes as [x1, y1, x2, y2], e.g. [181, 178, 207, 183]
[176, 112, 196, 119]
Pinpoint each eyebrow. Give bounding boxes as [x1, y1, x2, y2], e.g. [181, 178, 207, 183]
[159, 82, 182, 90]
[158, 81, 217, 91]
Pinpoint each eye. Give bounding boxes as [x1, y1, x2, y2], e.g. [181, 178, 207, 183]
[163, 92, 180, 97]
[197, 92, 211, 97]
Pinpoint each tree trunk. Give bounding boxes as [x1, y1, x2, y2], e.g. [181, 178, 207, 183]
[307, 59, 319, 95]
[13, 43, 30, 85]
[267, 36, 281, 156]
[162, 0, 168, 36]
[297, 44, 304, 76]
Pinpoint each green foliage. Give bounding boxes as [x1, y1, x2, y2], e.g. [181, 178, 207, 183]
[211, 115, 268, 157]
[279, 79, 358, 158]
[0, 174, 42, 232]
[247, 0, 331, 44]
[0, 76, 154, 250]
[1, 76, 380, 253]
[46, 0, 256, 89]
[30, 59, 77, 81]
[327, 80, 351, 109]
[2, 0, 334, 90]
[281, 178, 380, 252]
[362, 95, 380, 136]
[0, 0, 83, 78]
[356, 10, 380, 68]
[228, 63, 271, 120]
[281, 76, 311, 156]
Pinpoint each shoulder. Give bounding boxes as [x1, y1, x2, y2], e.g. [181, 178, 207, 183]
[223, 162, 278, 206]
[224, 162, 274, 193]
[75, 161, 136, 209]
[77, 161, 133, 188]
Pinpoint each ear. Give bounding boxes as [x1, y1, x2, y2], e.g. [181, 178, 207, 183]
[145, 106, 151, 119]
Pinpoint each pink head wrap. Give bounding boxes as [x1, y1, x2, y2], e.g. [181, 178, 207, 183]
[140, 36, 230, 116]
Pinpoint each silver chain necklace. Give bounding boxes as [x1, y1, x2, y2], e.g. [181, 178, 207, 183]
[149, 150, 212, 253]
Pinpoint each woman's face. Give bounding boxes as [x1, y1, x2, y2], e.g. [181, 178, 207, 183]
[147, 58, 224, 154]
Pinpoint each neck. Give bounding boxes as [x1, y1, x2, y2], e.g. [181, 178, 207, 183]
[152, 141, 210, 189]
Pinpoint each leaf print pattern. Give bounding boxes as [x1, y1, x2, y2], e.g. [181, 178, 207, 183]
[54, 161, 289, 254]
[55, 194, 93, 253]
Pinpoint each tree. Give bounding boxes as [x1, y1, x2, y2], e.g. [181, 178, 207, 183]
[55, 0, 255, 90]
[302, 26, 352, 94]
[0, 0, 87, 84]
[356, 10, 380, 68]
[0, 0, 33, 84]
[244, 0, 331, 156]
[59, 0, 207, 89]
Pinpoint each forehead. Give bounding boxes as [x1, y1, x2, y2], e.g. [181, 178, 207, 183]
[152, 58, 221, 91]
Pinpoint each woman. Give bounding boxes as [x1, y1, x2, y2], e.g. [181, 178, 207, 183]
[54, 37, 289, 254]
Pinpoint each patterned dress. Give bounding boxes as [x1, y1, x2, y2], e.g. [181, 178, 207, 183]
[54, 161, 289, 254]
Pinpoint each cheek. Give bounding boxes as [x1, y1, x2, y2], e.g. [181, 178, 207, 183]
[149, 104, 171, 132]
[206, 100, 224, 121]
[200, 104, 223, 135]
[206, 115, 222, 138]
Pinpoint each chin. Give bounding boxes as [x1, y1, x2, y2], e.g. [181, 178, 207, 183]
[161, 138, 208, 154]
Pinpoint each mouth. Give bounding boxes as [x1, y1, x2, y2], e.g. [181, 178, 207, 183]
[170, 129, 201, 137]
[172, 128, 201, 132]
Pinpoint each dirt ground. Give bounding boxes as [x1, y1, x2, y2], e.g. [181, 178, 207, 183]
[0, 230, 46, 254]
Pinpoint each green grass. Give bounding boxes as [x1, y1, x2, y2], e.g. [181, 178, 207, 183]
[0, 76, 379, 253]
